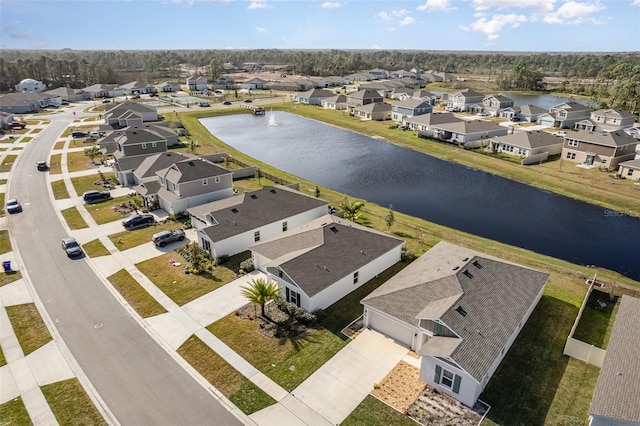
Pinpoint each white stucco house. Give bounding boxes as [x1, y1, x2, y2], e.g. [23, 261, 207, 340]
[15, 78, 46, 92]
[361, 241, 549, 408]
[187, 186, 329, 259]
[251, 215, 404, 313]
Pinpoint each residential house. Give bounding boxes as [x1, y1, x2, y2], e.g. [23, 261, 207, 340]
[214, 76, 235, 90]
[561, 129, 638, 169]
[447, 89, 485, 112]
[83, 84, 124, 99]
[156, 82, 181, 93]
[389, 88, 413, 100]
[538, 102, 593, 128]
[0, 111, 14, 128]
[239, 78, 269, 90]
[497, 106, 520, 121]
[477, 95, 514, 116]
[187, 185, 329, 259]
[346, 89, 384, 113]
[588, 295, 640, 426]
[345, 73, 373, 83]
[252, 214, 404, 313]
[391, 99, 433, 123]
[111, 128, 169, 185]
[105, 102, 159, 126]
[352, 102, 392, 121]
[405, 112, 463, 137]
[433, 72, 457, 82]
[186, 76, 208, 93]
[155, 158, 234, 214]
[368, 69, 388, 80]
[294, 89, 335, 105]
[361, 241, 548, 408]
[517, 105, 547, 123]
[616, 159, 640, 180]
[132, 152, 196, 210]
[0, 92, 61, 114]
[15, 78, 46, 92]
[390, 70, 418, 80]
[100, 124, 179, 156]
[431, 120, 508, 148]
[489, 131, 563, 163]
[409, 91, 440, 105]
[320, 95, 347, 111]
[421, 72, 444, 83]
[45, 86, 89, 102]
[574, 108, 636, 132]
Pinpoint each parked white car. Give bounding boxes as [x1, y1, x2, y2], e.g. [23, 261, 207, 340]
[552, 131, 567, 137]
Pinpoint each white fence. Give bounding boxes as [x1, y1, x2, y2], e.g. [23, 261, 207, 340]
[521, 152, 549, 165]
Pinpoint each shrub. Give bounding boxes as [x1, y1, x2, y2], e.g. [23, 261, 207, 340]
[216, 255, 230, 265]
[240, 258, 254, 273]
[178, 242, 213, 274]
[273, 295, 317, 325]
[401, 245, 416, 262]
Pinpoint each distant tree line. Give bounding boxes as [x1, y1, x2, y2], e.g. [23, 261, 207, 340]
[1, 49, 639, 113]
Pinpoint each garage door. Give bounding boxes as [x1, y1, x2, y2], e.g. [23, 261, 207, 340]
[367, 310, 414, 348]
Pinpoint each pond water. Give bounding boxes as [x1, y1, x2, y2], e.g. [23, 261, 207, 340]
[201, 111, 640, 280]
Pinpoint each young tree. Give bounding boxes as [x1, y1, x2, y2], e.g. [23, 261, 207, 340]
[240, 278, 280, 318]
[84, 146, 102, 163]
[340, 198, 365, 223]
[385, 204, 395, 231]
[315, 185, 320, 198]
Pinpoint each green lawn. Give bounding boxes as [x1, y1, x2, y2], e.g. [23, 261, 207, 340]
[0, 270, 22, 287]
[82, 239, 111, 257]
[70, 173, 119, 198]
[0, 155, 18, 173]
[41, 378, 107, 425]
[0, 230, 11, 254]
[178, 335, 275, 415]
[341, 395, 415, 426]
[572, 289, 619, 349]
[5, 303, 52, 356]
[49, 153, 62, 174]
[61, 207, 89, 230]
[136, 251, 248, 306]
[0, 397, 31, 426]
[109, 222, 188, 251]
[50, 180, 70, 200]
[0, 345, 6, 367]
[66, 150, 101, 173]
[107, 269, 167, 318]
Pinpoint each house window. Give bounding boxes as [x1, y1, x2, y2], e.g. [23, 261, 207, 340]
[202, 178, 208, 186]
[152, 142, 156, 147]
[282, 221, 288, 232]
[353, 271, 359, 285]
[566, 152, 576, 160]
[286, 288, 300, 307]
[254, 231, 260, 242]
[215, 176, 220, 183]
[434, 365, 461, 394]
[202, 239, 211, 254]
[142, 143, 147, 149]
[568, 140, 578, 147]
[628, 169, 634, 176]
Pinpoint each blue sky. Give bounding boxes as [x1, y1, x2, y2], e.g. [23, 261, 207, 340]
[1, 0, 639, 52]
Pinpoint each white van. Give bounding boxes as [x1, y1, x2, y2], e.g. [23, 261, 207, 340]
[89, 131, 101, 138]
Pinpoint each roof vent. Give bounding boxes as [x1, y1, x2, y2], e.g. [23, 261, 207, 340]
[329, 226, 339, 233]
[231, 208, 238, 213]
[462, 257, 469, 261]
[455, 305, 467, 317]
[472, 260, 482, 269]
[250, 194, 257, 199]
[270, 189, 277, 194]
[188, 161, 195, 166]
[452, 266, 460, 271]
[463, 269, 473, 278]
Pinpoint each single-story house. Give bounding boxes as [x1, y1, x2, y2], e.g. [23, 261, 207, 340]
[561, 129, 638, 169]
[239, 78, 269, 90]
[617, 158, 640, 180]
[187, 185, 329, 259]
[391, 99, 433, 123]
[489, 131, 564, 163]
[0, 92, 61, 114]
[105, 102, 159, 126]
[294, 89, 335, 105]
[45, 86, 90, 102]
[156, 82, 181, 93]
[320, 95, 347, 110]
[352, 102, 392, 121]
[252, 214, 404, 313]
[517, 105, 547, 123]
[405, 112, 463, 137]
[120, 81, 154, 95]
[588, 295, 640, 426]
[431, 120, 508, 148]
[361, 241, 549, 408]
[83, 84, 124, 99]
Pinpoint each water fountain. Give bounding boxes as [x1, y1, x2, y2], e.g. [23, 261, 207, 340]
[267, 109, 279, 127]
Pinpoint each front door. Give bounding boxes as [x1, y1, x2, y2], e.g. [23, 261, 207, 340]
[586, 155, 595, 166]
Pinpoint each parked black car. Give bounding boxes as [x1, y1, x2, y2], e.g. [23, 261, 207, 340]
[72, 131, 87, 138]
[83, 190, 112, 204]
[37, 161, 48, 171]
[122, 214, 155, 229]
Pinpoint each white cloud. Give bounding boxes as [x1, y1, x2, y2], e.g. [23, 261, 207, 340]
[633, 0, 640, 5]
[371, 44, 383, 49]
[471, 0, 556, 12]
[417, 0, 453, 12]
[321, 2, 342, 8]
[543, 1, 605, 24]
[392, 9, 409, 17]
[255, 27, 267, 33]
[399, 16, 416, 26]
[248, 0, 269, 10]
[376, 11, 392, 21]
[460, 13, 527, 40]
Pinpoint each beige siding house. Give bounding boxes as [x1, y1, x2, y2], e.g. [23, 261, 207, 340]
[490, 131, 563, 163]
[574, 108, 636, 132]
[617, 158, 640, 180]
[352, 102, 392, 121]
[561, 129, 638, 169]
[405, 112, 464, 137]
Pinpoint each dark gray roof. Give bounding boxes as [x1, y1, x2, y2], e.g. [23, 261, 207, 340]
[161, 158, 230, 183]
[394, 99, 431, 109]
[253, 215, 403, 297]
[406, 112, 463, 126]
[362, 241, 548, 382]
[116, 128, 166, 146]
[572, 129, 639, 147]
[519, 104, 547, 115]
[348, 88, 382, 100]
[196, 186, 328, 242]
[113, 154, 155, 172]
[590, 295, 640, 422]
[135, 152, 195, 180]
[298, 89, 334, 99]
[354, 102, 392, 113]
[134, 180, 161, 196]
[434, 120, 505, 134]
[106, 101, 156, 115]
[491, 131, 563, 149]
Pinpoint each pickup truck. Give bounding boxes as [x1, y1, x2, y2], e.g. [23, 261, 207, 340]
[152, 229, 186, 247]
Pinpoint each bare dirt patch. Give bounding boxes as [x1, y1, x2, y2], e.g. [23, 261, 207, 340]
[372, 361, 427, 413]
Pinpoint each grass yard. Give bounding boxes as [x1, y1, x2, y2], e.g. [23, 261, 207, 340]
[84, 197, 133, 225]
[5, 303, 52, 356]
[0, 345, 5, 367]
[0, 270, 22, 287]
[49, 153, 62, 174]
[0, 397, 31, 426]
[50, 179, 70, 200]
[0, 155, 18, 173]
[136, 251, 247, 306]
[109, 222, 188, 251]
[66, 150, 101, 173]
[82, 239, 111, 257]
[0, 230, 11, 254]
[61, 207, 89, 229]
[572, 289, 619, 349]
[178, 335, 275, 415]
[20, 137, 32, 143]
[0, 193, 4, 216]
[71, 173, 119, 196]
[53, 141, 66, 150]
[41, 378, 107, 426]
[107, 269, 167, 318]
[341, 395, 415, 426]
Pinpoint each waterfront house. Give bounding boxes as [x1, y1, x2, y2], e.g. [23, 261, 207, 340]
[361, 241, 548, 408]
[447, 88, 484, 112]
[391, 99, 433, 123]
[477, 94, 515, 116]
[574, 108, 636, 133]
[346, 89, 384, 113]
[321, 95, 347, 111]
[251, 214, 404, 313]
[617, 158, 640, 180]
[430, 120, 508, 148]
[538, 102, 593, 129]
[294, 89, 335, 105]
[490, 131, 563, 164]
[588, 295, 640, 426]
[561, 129, 638, 169]
[187, 186, 329, 259]
[352, 102, 392, 121]
[405, 112, 463, 137]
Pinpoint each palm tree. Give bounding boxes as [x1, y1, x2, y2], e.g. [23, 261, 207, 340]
[340, 198, 365, 223]
[240, 278, 279, 318]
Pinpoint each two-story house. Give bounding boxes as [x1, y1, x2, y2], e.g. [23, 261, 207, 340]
[132, 152, 197, 210]
[447, 88, 484, 112]
[346, 89, 384, 113]
[361, 241, 548, 408]
[574, 108, 636, 132]
[477, 94, 515, 116]
[111, 128, 169, 185]
[187, 185, 329, 259]
[391, 99, 433, 123]
[214, 76, 235, 90]
[252, 214, 404, 313]
[155, 158, 234, 214]
[100, 124, 179, 156]
[538, 102, 593, 129]
[561, 129, 638, 169]
[186, 76, 208, 93]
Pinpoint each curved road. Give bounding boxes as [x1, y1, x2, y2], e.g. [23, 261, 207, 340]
[6, 105, 243, 425]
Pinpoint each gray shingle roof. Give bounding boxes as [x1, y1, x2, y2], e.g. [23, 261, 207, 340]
[572, 129, 639, 147]
[134, 152, 195, 180]
[161, 158, 230, 183]
[619, 158, 640, 170]
[405, 112, 463, 126]
[362, 241, 548, 382]
[253, 215, 403, 297]
[433, 120, 504, 134]
[491, 131, 563, 149]
[590, 295, 640, 422]
[194, 186, 328, 242]
[106, 101, 156, 115]
[519, 104, 547, 115]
